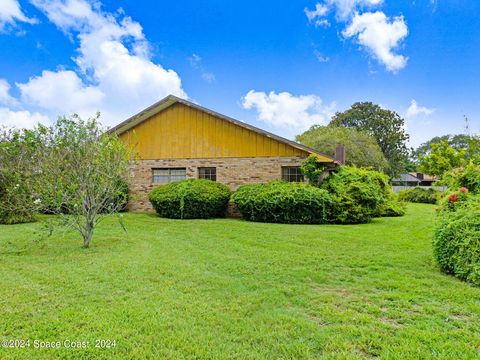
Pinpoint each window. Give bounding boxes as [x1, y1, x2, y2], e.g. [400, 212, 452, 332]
[152, 168, 186, 184]
[198, 167, 216, 181]
[282, 166, 304, 182]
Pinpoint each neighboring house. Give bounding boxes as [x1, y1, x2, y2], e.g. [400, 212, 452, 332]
[392, 173, 438, 187]
[111, 95, 337, 212]
[391, 173, 421, 187]
[409, 172, 437, 186]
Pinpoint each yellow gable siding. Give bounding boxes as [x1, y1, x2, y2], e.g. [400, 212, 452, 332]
[119, 103, 319, 160]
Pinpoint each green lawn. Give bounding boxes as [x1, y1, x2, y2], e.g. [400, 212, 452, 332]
[0, 204, 479, 359]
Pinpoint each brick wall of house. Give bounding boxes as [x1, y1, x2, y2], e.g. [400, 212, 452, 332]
[127, 156, 307, 212]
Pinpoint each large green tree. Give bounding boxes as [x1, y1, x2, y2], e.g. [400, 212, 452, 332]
[329, 102, 410, 176]
[296, 125, 389, 172]
[418, 140, 467, 177]
[413, 134, 473, 161]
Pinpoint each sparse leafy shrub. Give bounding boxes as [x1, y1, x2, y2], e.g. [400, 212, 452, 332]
[231, 181, 332, 224]
[0, 128, 43, 224]
[433, 192, 480, 286]
[0, 176, 35, 224]
[149, 179, 230, 219]
[320, 166, 392, 224]
[397, 187, 439, 204]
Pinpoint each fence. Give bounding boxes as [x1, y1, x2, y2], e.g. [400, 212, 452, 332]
[392, 186, 447, 193]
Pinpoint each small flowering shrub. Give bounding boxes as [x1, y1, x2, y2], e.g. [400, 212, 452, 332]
[440, 164, 480, 194]
[0, 176, 36, 224]
[433, 188, 480, 286]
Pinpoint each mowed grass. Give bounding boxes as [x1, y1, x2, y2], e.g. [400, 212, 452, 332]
[0, 204, 479, 359]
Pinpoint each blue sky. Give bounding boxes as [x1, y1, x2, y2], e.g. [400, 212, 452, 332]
[0, 0, 479, 147]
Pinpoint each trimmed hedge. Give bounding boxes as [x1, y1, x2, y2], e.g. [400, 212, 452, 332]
[149, 179, 230, 219]
[433, 192, 480, 286]
[231, 181, 331, 224]
[320, 166, 392, 224]
[397, 187, 439, 204]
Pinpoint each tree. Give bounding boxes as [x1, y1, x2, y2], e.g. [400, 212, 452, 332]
[413, 134, 473, 161]
[329, 102, 410, 176]
[418, 140, 467, 177]
[296, 125, 390, 172]
[39, 115, 132, 248]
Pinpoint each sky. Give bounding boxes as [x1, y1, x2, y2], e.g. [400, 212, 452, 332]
[0, 0, 479, 148]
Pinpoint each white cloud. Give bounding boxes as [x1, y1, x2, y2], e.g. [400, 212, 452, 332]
[18, 70, 104, 116]
[305, 0, 383, 23]
[242, 90, 335, 134]
[305, 2, 409, 72]
[405, 99, 435, 118]
[0, 79, 19, 106]
[0, 0, 36, 31]
[343, 11, 408, 72]
[305, 3, 330, 27]
[188, 53, 215, 83]
[0, 107, 49, 129]
[5, 0, 186, 127]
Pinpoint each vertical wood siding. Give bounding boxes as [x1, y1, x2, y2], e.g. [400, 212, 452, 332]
[119, 103, 329, 160]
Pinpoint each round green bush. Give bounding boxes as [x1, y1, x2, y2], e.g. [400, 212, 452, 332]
[397, 187, 439, 204]
[231, 181, 332, 224]
[320, 166, 392, 224]
[148, 179, 230, 219]
[433, 194, 480, 286]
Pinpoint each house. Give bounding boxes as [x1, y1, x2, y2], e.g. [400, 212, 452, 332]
[391, 173, 421, 187]
[409, 172, 437, 186]
[391, 172, 438, 187]
[110, 95, 337, 212]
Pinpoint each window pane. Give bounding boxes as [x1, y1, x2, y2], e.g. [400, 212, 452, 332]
[282, 167, 303, 182]
[198, 167, 216, 181]
[152, 168, 186, 184]
[153, 169, 169, 176]
[171, 169, 186, 176]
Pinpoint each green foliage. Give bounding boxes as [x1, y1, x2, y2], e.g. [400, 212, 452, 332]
[0, 127, 45, 224]
[300, 154, 327, 185]
[149, 179, 230, 219]
[377, 197, 407, 217]
[320, 166, 393, 224]
[413, 134, 473, 161]
[440, 164, 480, 194]
[433, 193, 480, 286]
[36, 115, 133, 248]
[418, 140, 467, 177]
[397, 187, 439, 204]
[296, 125, 389, 172]
[231, 181, 332, 224]
[329, 102, 410, 176]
